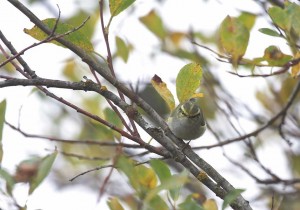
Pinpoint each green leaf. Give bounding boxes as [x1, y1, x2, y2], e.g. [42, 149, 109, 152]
[0, 167, 15, 195]
[176, 63, 203, 103]
[116, 156, 139, 191]
[268, 7, 290, 31]
[145, 171, 188, 202]
[286, 3, 300, 37]
[291, 153, 300, 176]
[139, 10, 167, 40]
[237, 12, 256, 31]
[178, 194, 205, 210]
[0, 100, 6, 164]
[149, 159, 180, 201]
[104, 108, 122, 127]
[151, 75, 175, 111]
[67, 10, 99, 40]
[88, 122, 115, 141]
[222, 189, 245, 210]
[258, 28, 281, 37]
[109, 0, 136, 17]
[0, 54, 15, 73]
[149, 159, 171, 183]
[219, 15, 249, 67]
[104, 107, 123, 140]
[0, 100, 6, 141]
[148, 195, 169, 210]
[268, 3, 300, 37]
[24, 18, 94, 52]
[29, 152, 57, 194]
[107, 197, 125, 210]
[116, 36, 130, 62]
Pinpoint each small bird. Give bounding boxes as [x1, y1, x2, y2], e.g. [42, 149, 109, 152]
[167, 97, 206, 140]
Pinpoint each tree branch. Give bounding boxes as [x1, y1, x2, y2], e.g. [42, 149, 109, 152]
[5, 1, 254, 208]
[0, 75, 244, 208]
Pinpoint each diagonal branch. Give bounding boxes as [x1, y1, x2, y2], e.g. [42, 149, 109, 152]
[0, 76, 241, 208]
[6, 1, 253, 208]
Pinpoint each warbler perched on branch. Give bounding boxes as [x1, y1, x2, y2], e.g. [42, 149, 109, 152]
[167, 97, 206, 140]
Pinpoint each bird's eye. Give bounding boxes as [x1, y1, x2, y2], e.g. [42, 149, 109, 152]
[189, 98, 197, 103]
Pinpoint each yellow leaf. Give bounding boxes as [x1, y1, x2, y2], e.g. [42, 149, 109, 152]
[136, 165, 157, 189]
[139, 10, 167, 39]
[109, 0, 135, 17]
[24, 18, 94, 52]
[219, 16, 249, 67]
[116, 36, 130, 62]
[291, 52, 300, 77]
[203, 199, 218, 210]
[100, 86, 108, 91]
[62, 59, 79, 81]
[151, 74, 175, 111]
[107, 197, 125, 210]
[169, 32, 185, 47]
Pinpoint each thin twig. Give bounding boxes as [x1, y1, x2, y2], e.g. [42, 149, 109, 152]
[6, 121, 142, 148]
[90, 68, 134, 135]
[193, 41, 300, 78]
[48, 149, 110, 161]
[194, 80, 300, 150]
[98, 160, 115, 201]
[0, 13, 90, 69]
[228, 57, 300, 78]
[98, 0, 140, 137]
[69, 157, 163, 182]
[69, 164, 114, 181]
